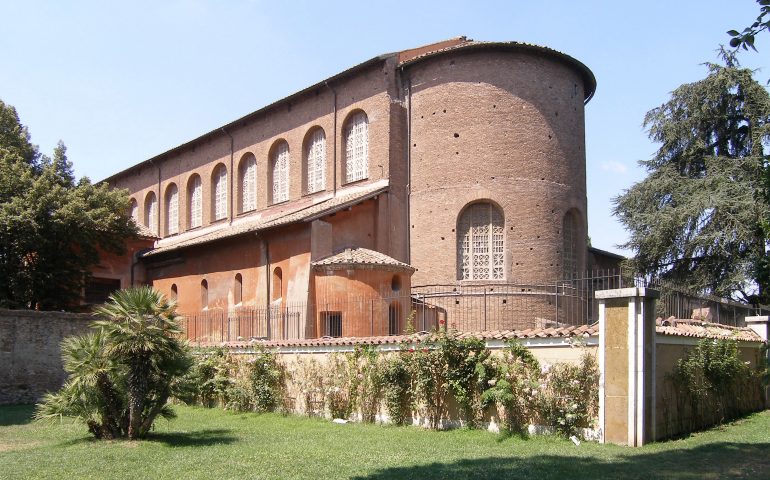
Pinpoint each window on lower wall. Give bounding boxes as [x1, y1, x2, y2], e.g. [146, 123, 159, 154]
[84, 277, 121, 305]
[321, 311, 342, 337]
[388, 302, 401, 336]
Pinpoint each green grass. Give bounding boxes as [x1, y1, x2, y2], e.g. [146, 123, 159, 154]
[1, 405, 769, 479]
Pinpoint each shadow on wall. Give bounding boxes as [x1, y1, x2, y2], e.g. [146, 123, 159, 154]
[352, 441, 770, 480]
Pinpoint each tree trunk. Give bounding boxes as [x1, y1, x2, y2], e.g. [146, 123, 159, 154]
[127, 356, 149, 440]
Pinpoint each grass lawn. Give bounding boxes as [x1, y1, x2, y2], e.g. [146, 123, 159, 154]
[1, 405, 769, 479]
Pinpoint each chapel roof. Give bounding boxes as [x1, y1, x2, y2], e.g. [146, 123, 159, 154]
[312, 247, 415, 272]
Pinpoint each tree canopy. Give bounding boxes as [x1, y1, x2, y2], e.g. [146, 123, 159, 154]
[0, 99, 136, 310]
[613, 57, 770, 302]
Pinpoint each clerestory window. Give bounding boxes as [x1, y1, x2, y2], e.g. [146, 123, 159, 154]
[457, 202, 505, 280]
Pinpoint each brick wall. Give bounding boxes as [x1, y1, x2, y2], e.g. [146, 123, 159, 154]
[0, 309, 93, 405]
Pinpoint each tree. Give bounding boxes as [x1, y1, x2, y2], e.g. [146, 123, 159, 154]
[728, 0, 770, 51]
[36, 287, 191, 440]
[0, 99, 136, 310]
[613, 55, 770, 302]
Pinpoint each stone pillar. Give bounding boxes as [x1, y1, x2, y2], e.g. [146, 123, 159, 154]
[745, 316, 769, 407]
[596, 287, 659, 446]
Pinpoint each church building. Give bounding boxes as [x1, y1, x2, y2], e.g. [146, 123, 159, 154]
[103, 37, 599, 339]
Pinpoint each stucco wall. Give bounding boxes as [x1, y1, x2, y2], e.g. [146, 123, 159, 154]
[0, 310, 93, 405]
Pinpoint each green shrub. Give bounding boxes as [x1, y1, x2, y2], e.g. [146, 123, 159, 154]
[380, 355, 411, 425]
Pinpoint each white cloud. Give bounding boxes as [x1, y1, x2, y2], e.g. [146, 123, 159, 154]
[601, 160, 628, 174]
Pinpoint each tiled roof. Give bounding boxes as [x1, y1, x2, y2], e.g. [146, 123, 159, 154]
[143, 182, 388, 257]
[201, 319, 762, 350]
[656, 318, 761, 342]
[132, 220, 158, 239]
[223, 325, 598, 349]
[312, 247, 415, 272]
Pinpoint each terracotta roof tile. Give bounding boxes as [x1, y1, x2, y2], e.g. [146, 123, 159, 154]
[655, 318, 761, 342]
[143, 182, 388, 257]
[312, 247, 415, 272]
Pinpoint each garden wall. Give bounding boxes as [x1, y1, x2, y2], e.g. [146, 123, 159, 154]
[0, 309, 93, 405]
[226, 333, 599, 432]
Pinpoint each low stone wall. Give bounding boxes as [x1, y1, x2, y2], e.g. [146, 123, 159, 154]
[0, 309, 93, 405]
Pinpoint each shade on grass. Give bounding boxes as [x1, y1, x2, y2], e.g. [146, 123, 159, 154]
[1, 405, 769, 479]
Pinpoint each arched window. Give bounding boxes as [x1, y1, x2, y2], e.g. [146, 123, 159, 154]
[165, 183, 179, 236]
[212, 164, 228, 221]
[271, 142, 290, 204]
[201, 279, 208, 309]
[129, 198, 138, 223]
[562, 210, 580, 278]
[239, 154, 257, 213]
[457, 202, 505, 280]
[170, 284, 178, 301]
[234, 273, 243, 305]
[271, 267, 282, 302]
[188, 175, 202, 229]
[144, 192, 157, 235]
[344, 111, 368, 183]
[305, 128, 326, 194]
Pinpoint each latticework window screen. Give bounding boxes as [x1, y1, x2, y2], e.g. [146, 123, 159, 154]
[213, 166, 228, 221]
[145, 193, 157, 235]
[166, 184, 178, 235]
[189, 176, 202, 228]
[241, 156, 257, 212]
[344, 112, 368, 183]
[272, 142, 290, 203]
[458, 203, 505, 280]
[306, 129, 326, 193]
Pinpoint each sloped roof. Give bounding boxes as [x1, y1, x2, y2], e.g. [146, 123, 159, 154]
[132, 220, 159, 239]
[656, 319, 761, 342]
[143, 183, 388, 258]
[312, 247, 415, 272]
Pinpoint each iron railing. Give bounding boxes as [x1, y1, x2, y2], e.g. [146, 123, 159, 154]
[180, 269, 769, 343]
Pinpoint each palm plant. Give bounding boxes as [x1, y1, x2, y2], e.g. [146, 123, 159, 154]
[36, 286, 191, 440]
[93, 286, 189, 439]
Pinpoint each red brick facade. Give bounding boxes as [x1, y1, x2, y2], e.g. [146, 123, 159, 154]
[105, 37, 596, 336]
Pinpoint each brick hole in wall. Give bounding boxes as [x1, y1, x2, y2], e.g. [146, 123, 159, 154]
[453, 133, 459, 138]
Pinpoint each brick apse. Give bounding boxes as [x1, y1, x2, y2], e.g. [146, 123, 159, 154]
[103, 37, 599, 339]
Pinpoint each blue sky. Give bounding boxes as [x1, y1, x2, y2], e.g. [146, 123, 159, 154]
[1, 1, 766, 255]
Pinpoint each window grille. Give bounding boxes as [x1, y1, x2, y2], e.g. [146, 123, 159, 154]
[388, 303, 400, 336]
[166, 184, 179, 235]
[344, 112, 368, 183]
[145, 192, 157, 235]
[272, 142, 289, 203]
[241, 156, 256, 212]
[457, 203, 505, 280]
[306, 129, 326, 193]
[189, 176, 202, 228]
[322, 311, 342, 337]
[562, 211, 578, 278]
[213, 165, 228, 221]
[84, 277, 121, 305]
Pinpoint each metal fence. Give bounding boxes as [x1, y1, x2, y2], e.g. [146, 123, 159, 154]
[180, 269, 769, 343]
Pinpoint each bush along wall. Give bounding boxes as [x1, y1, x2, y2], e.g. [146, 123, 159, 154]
[662, 338, 765, 437]
[176, 329, 601, 439]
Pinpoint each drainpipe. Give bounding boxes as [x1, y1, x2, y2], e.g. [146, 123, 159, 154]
[324, 80, 338, 196]
[260, 234, 271, 338]
[400, 68, 413, 264]
[221, 127, 234, 224]
[149, 159, 161, 236]
[130, 248, 153, 287]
